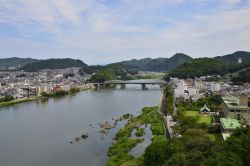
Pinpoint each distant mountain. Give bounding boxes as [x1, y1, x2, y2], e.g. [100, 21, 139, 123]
[166, 51, 250, 79]
[115, 53, 193, 72]
[20, 58, 88, 72]
[215, 51, 250, 64]
[0, 57, 39, 68]
[169, 58, 230, 78]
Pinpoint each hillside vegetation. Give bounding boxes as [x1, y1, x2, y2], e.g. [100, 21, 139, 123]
[169, 57, 250, 79]
[20, 58, 87, 72]
[0, 57, 39, 68]
[114, 53, 193, 72]
[215, 51, 250, 64]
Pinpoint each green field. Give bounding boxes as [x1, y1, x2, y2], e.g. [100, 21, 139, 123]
[184, 111, 212, 125]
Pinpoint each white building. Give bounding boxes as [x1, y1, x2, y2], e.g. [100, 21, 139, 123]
[36, 86, 48, 95]
[61, 85, 71, 91]
[194, 80, 205, 90]
[238, 57, 242, 64]
[187, 86, 198, 97]
[210, 82, 221, 92]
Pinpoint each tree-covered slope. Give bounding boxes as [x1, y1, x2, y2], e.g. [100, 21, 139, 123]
[215, 51, 250, 64]
[169, 58, 231, 78]
[115, 53, 193, 72]
[20, 58, 88, 72]
[0, 57, 39, 68]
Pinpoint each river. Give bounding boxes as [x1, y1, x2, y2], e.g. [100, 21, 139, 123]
[0, 83, 160, 166]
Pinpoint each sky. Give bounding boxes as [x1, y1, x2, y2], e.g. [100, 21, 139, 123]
[0, 0, 250, 65]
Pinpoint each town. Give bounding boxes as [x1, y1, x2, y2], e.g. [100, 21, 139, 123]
[166, 76, 250, 142]
[0, 67, 94, 105]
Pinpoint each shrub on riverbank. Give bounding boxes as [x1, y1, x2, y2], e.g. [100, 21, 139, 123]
[135, 128, 145, 137]
[107, 106, 166, 166]
[41, 88, 80, 98]
[0, 97, 38, 108]
[0, 95, 14, 103]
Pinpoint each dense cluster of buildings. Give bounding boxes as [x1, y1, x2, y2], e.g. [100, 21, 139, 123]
[170, 77, 250, 140]
[0, 67, 94, 99]
[171, 77, 250, 101]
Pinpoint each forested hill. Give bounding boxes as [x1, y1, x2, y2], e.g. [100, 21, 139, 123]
[114, 53, 193, 72]
[0, 57, 39, 68]
[215, 51, 250, 64]
[20, 58, 88, 72]
[169, 58, 230, 78]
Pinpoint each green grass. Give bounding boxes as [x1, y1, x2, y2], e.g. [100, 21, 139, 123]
[199, 115, 212, 124]
[184, 111, 212, 125]
[207, 134, 216, 141]
[107, 106, 166, 166]
[108, 138, 143, 156]
[0, 97, 40, 108]
[107, 153, 134, 166]
[152, 135, 168, 143]
[135, 128, 145, 137]
[184, 111, 198, 117]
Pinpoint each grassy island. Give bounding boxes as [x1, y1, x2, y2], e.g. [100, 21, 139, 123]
[107, 106, 166, 166]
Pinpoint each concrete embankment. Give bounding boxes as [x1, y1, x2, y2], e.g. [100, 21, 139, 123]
[158, 88, 176, 138]
[157, 89, 168, 136]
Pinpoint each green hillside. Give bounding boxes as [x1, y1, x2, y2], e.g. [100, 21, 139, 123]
[215, 51, 250, 64]
[20, 58, 88, 72]
[115, 53, 193, 72]
[0, 57, 39, 68]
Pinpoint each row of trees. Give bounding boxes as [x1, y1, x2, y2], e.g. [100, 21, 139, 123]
[231, 68, 250, 85]
[144, 124, 250, 166]
[88, 64, 137, 83]
[168, 58, 250, 80]
[0, 95, 14, 103]
[164, 85, 174, 114]
[41, 88, 80, 98]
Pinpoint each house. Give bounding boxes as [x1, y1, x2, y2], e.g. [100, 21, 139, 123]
[5, 88, 25, 99]
[220, 118, 241, 141]
[221, 96, 250, 124]
[200, 104, 211, 113]
[210, 82, 221, 92]
[36, 86, 48, 95]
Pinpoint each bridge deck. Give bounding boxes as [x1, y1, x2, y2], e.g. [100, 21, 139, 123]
[93, 81, 167, 85]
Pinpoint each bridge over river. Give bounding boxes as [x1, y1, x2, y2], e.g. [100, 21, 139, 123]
[93, 80, 167, 89]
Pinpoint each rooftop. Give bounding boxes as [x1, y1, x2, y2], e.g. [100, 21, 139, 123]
[220, 118, 241, 130]
[222, 96, 250, 111]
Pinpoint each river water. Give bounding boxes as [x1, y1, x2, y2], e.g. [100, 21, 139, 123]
[0, 84, 160, 166]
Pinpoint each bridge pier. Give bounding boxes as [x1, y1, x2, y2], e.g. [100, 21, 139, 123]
[93, 81, 167, 90]
[120, 84, 126, 89]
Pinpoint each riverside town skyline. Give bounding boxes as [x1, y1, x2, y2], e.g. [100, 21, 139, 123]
[0, 1, 250, 166]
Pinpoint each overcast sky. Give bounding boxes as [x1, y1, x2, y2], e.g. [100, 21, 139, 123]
[0, 0, 250, 64]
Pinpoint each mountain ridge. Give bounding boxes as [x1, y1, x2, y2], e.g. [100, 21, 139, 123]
[20, 58, 88, 72]
[1, 51, 250, 72]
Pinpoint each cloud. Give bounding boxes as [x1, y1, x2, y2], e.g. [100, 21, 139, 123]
[0, 0, 250, 64]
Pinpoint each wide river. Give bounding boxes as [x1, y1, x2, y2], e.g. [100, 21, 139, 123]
[0, 83, 161, 166]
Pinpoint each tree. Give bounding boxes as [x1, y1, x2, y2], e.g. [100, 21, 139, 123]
[164, 153, 187, 166]
[203, 152, 243, 166]
[144, 140, 169, 166]
[90, 69, 116, 82]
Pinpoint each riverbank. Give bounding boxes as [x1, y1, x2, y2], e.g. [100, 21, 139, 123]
[0, 84, 94, 108]
[0, 96, 41, 108]
[107, 106, 166, 166]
